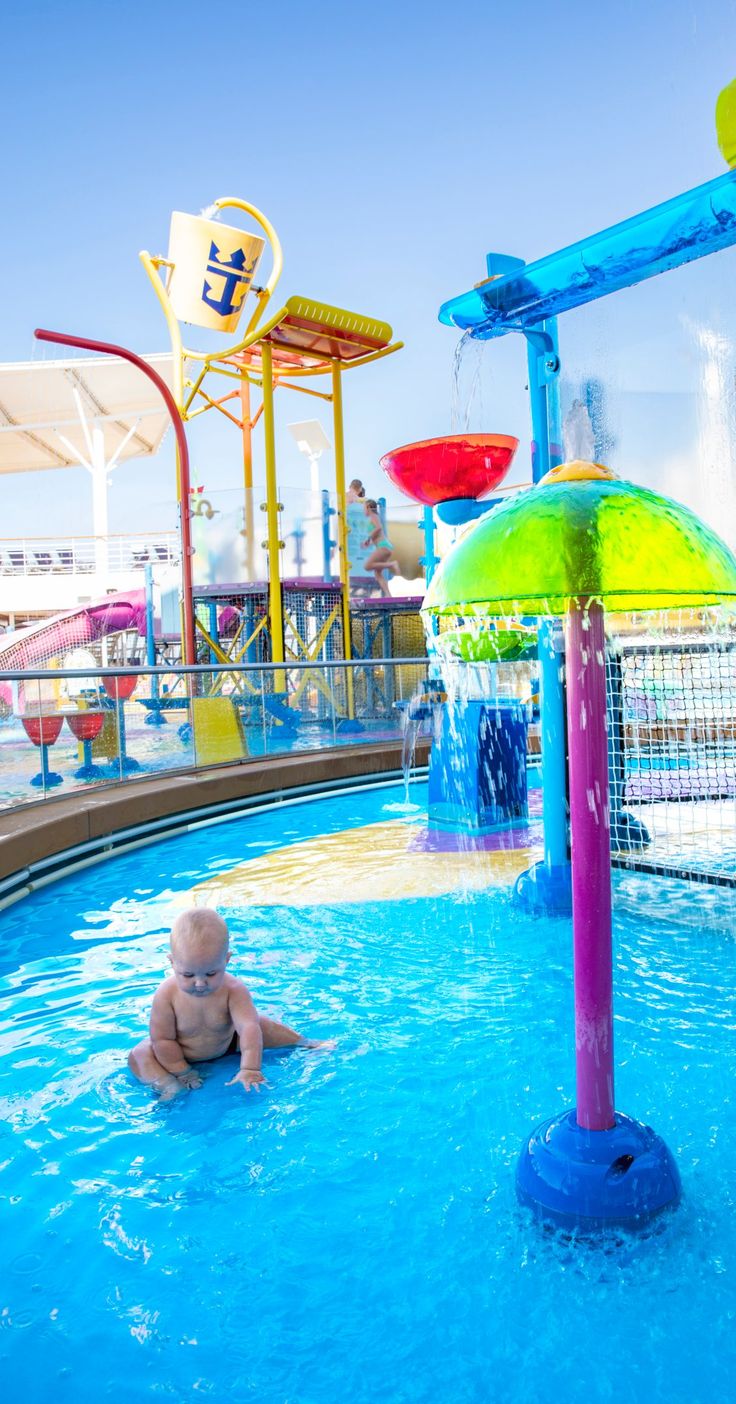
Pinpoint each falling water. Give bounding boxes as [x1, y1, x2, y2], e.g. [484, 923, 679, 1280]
[450, 332, 486, 433]
[400, 678, 445, 804]
[401, 702, 423, 803]
[562, 398, 596, 462]
[688, 319, 736, 553]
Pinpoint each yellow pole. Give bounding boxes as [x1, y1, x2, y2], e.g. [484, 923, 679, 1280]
[261, 341, 285, 690]
[331, 360, 355, 720]
[239, 372, 255, 580]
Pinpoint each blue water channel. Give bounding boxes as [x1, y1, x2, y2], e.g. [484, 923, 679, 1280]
[1, 781, 735, 1402]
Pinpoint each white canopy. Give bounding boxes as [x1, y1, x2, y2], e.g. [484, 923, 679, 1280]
[0, 351, 173, 475]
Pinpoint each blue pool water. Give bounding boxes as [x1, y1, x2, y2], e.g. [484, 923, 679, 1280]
[2, 781, 736, 1402]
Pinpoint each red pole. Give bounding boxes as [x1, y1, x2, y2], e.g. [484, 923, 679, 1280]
[34, 328, 197, 668]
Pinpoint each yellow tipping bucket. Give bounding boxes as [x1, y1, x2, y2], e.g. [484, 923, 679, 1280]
[167, 211, 266, 332]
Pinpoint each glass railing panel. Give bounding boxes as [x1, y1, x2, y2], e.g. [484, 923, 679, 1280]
[0, 660, 431, 814]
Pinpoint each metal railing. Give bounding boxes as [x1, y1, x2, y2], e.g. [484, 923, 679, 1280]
[0, 657, 430, 811]
[0, 533, 180, 577]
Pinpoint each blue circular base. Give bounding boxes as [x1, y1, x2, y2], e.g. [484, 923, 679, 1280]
[74, 764, 107, 781]
[516, 1109, 681, 1230]
[99, 757, 142, 778]
[610, 810, 651, 852]
[30, 772, 63, 788]
[337, 719, 365, 735]
[513, 861, 572, 917]
[144, 711, 168, 727]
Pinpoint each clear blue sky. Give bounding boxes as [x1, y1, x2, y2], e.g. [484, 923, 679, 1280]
[2, 0, 736, 539]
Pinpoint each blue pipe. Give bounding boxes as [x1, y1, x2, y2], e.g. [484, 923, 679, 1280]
[143, 564, 166, 727]
[144, 564, 156, 669]
[514, 317, 571, 913]
[321, 489, 335, 582]
[420, 506, 439, 586]
[440, 169, 736, 335]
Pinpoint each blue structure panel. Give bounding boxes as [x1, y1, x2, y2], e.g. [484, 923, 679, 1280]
[428, 699, 528, 832]
[439, 170, 736, 335]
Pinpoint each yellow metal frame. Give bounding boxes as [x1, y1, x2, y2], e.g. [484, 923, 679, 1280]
[141, 198, 403, 717]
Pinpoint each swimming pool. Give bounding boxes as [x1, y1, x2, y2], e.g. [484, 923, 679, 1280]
[2, 779, 736, 1402]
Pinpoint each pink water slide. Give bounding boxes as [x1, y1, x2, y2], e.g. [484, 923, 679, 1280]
[0, 590, 147, 674]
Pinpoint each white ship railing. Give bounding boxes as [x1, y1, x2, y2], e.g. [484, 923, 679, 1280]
[0, 533, 180, 576]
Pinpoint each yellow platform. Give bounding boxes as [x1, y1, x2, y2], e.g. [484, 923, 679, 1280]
[188, 820, 537, 907]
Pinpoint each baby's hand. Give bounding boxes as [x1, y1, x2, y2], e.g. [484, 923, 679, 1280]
[177, 1068, 203, 1090]
[226, 1067, 267, 1093]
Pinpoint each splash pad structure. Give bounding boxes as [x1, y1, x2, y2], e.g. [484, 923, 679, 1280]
[140, 198, 404, 714]
[434, 139, 736, 917]
[382, 90, 736, 1228]
[424, 459, 736, 1227]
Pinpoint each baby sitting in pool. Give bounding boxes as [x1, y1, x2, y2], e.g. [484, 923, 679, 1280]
[128, 907, 329, 1100]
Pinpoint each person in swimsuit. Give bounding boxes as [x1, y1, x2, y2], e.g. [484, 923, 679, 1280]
[128, 908, 331, 1100]
[362, 498, 398, 596]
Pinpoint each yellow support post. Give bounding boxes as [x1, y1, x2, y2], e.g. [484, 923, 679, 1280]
[239, 371, 255, 580]
[331, 360, 355, 721]
[261, 341, 285, 691]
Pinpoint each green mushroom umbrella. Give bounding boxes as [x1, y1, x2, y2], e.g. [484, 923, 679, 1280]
[423, 460, 736, 620]
[422, 461, 736, 1225]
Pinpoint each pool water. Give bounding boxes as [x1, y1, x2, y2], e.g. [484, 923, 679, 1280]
[2, 781, 736, 1402]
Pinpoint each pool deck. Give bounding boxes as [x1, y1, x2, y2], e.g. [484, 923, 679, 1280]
[0, 739, 430, 896]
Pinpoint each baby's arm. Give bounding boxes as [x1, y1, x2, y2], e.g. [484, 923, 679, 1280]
[225, 982, 265, 1093]
[150, 986, 200, 1087]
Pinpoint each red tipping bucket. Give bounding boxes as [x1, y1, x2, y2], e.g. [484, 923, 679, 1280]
[379, 434, 519, 506]
[103, 675, 138, 702]
[22, 715, 64, 747]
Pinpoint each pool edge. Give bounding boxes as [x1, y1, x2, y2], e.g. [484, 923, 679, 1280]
[0, 741, 430, 907]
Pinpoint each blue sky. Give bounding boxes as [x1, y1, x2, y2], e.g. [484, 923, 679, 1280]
[2, 0, 736, 540]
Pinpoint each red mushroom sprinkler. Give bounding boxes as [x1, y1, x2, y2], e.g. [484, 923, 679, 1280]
[422, 460, 736, 1228]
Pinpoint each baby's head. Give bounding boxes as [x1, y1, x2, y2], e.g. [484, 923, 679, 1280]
[169, 907, 230, 997]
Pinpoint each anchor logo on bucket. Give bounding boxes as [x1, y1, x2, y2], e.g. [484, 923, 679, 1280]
[202, 242, 261, 320]
[167, 211, 266, 333]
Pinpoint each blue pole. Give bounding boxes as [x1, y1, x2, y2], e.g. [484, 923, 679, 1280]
[143, 564, 166, 727]
[321, 489, 335, 582]
[420, 506, 439, 586]
[144, 565, 156, 668]
[207, 601, 219, 664]
[293, 520, 306, 575]
[515, 317, 571, 913]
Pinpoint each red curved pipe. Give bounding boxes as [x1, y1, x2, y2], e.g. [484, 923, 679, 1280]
[34, 327, 196, 667]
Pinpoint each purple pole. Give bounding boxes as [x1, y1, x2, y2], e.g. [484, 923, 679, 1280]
[565, 599, 615, 1131]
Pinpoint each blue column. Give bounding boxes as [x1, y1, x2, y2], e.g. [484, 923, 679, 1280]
[143, 563, 166, 727]
[514, 318, 572, 914]
[321, 490, 336, 582]
[420, 506, 439, 587]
